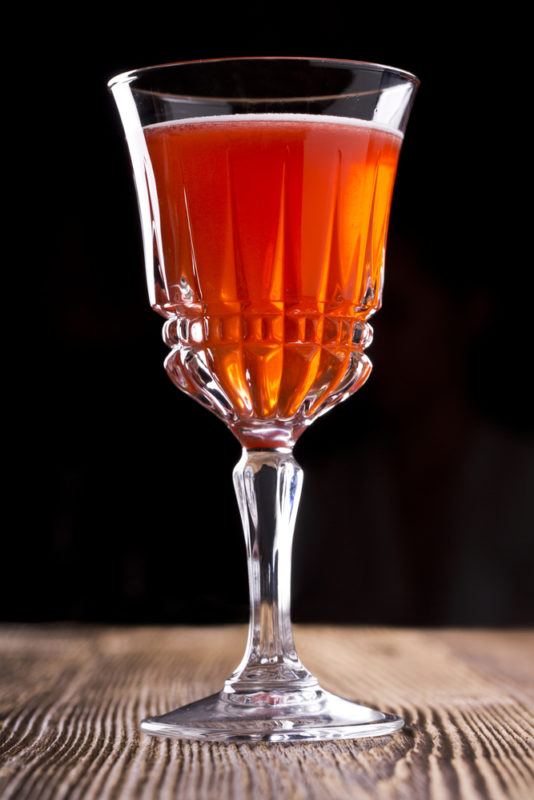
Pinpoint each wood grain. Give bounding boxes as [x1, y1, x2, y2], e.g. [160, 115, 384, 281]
[0, 626, 532, 799]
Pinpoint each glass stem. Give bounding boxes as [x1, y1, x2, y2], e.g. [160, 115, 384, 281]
[225, 448, 316, 696]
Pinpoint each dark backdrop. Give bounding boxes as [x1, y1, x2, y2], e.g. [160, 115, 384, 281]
[7, 7, 533, 626]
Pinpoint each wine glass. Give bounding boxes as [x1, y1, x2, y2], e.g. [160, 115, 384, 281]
[108, 56, 419, 743]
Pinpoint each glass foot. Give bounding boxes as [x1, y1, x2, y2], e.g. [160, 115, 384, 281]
[140, 686, 404, 743]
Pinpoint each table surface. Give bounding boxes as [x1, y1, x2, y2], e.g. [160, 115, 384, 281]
[0, 625, 532, 800]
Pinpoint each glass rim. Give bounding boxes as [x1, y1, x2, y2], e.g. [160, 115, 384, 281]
[107, 55, 421, 94]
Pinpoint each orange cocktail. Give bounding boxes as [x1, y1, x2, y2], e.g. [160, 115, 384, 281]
[145, 114, 401, 426]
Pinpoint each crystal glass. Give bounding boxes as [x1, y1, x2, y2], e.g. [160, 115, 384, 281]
[108, 56, 419, 743]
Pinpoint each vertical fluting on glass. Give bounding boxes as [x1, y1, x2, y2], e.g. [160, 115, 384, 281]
[225, 449, 316, 694]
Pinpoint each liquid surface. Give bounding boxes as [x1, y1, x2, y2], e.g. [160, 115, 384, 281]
[144, 114, 401, 424]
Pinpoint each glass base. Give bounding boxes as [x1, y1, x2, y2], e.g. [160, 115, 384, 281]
[140, 685, 404, 743]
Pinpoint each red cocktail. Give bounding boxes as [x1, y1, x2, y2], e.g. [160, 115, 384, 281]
[145, 114, 401, 445]
[109, 57, 418, 743]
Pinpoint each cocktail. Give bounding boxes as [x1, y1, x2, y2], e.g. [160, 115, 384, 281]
[108, 56, 419, 743]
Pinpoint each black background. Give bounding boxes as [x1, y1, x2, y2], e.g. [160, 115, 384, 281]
[7, 7, 532, 626]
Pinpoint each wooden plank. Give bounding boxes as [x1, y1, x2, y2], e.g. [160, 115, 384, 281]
[0, 626, 532, 799]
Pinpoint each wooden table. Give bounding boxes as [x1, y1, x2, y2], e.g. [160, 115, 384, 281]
[0, 626, 532, 799]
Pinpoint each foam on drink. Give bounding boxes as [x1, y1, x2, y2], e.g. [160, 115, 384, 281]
[144, 112, 403, 138]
